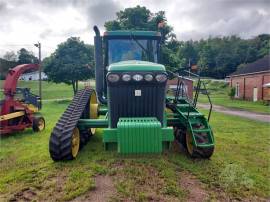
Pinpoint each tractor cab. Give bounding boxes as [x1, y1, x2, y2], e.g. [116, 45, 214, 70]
[93, 27, 164, 104]
[104, 31, 161, 65]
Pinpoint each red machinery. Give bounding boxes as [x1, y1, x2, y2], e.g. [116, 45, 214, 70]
[0, 64, 45, 135]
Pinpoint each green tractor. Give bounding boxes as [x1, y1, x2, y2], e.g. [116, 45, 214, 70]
[49, 26, 214, 161]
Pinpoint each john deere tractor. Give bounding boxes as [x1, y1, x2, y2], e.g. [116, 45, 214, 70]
[49, 26, 214, 161]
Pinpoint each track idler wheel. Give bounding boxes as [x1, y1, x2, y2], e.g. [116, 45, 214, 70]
[71, 127, 80, 157]
[186, 130, 214, 159]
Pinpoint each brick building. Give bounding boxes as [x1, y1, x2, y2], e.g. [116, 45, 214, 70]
[229, 55, 270, 102]
[167, 77, 193, 99]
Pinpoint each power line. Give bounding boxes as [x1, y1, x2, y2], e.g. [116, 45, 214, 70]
[0, 44, 35, 47]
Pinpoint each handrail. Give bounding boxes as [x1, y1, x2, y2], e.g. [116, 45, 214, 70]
[167, 70, 193, 122]
[167, 69, 213, 122]
[201, 81, 212, 122]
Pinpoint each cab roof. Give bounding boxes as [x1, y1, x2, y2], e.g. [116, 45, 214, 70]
[104, 30, 161, 37]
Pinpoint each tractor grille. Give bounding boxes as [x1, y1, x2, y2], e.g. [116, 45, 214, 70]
[108, 84, 166, 128]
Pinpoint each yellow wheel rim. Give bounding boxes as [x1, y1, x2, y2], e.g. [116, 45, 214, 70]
[90, 128, 96, 134]
[71, 127, 80, 158]
[38, 118, 45, 131]
[89, 91, 98, 134]
[186, 130, 194, 155]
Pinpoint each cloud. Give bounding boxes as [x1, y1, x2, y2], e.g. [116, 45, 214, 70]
[0, 1, 7, 13]
[39, 29, 53, 39]
[0, 0, 269, 57]
[74, 0, 121, 27]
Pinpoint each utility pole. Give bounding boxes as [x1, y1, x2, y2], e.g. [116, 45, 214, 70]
[188, 58, 191, 77]
[34, 42, 42, 108]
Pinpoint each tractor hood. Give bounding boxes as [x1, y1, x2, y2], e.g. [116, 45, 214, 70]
[108, 60, 165, 72]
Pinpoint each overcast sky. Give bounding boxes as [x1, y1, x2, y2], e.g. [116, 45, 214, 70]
[0, 0, 269, 58]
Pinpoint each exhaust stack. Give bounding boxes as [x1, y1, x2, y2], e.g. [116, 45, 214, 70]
[93, 25, 107, 104]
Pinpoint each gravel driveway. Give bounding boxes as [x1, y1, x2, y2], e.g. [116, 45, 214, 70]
[197, 103, 270, 123]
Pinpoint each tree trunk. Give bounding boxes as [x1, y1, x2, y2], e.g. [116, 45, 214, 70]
[72, 81, 76, 95]
[75, 80, 78, 93]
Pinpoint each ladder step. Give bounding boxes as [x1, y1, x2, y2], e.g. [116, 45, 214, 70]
[189, 119, 201, 124]
[177, 104, 190, 108]
[193, 129, 210, 133]
[196, 143, 214, 147]
[183, 112, 203, 117]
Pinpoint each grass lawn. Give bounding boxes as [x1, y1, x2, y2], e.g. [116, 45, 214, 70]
[0, 99, 269, 201]
[197, 80, 270, 114]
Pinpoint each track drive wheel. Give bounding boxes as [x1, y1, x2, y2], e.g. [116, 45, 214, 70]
[186, 130, 214, 159]
[89, 91, 98, 135]
[81, 90, 98, 135]
[32, 116, 45, 132]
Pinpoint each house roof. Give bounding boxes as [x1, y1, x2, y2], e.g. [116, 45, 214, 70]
[230, 55, 270, 76]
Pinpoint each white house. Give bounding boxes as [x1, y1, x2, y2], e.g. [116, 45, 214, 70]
[19, 71, 48, 81]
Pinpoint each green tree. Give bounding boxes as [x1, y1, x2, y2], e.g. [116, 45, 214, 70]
[17, 48, 38, 64]
[3, 51, 17, 62]
[104, 5, 176, 69]
[105, 6, 270, 78]
[43, 37, 94, 94]
[228, 87, 236, 100]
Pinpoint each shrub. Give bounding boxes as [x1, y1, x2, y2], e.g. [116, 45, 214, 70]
[228, 87, 236, 99]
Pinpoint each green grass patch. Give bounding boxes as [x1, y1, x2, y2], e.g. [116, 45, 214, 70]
[169, 109, 270, 198]
[0, 94, 269, 200]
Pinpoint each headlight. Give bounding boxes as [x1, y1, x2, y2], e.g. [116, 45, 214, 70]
[144, 74, 153, 81]
[107, 74, 119, 82]
[132, 74, 143, 81]
[122, 74, 131, 82]
[155, 74, 167, 82]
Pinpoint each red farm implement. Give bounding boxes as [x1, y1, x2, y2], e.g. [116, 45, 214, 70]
[0, 64, 45, 135]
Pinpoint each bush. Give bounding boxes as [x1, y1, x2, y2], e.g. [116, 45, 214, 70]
[228, 87, 236, 99]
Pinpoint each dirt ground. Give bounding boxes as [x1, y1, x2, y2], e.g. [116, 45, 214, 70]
[71, 175, 115, 202]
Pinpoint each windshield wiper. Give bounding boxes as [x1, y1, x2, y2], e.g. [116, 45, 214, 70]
[130, 33, 151, 59]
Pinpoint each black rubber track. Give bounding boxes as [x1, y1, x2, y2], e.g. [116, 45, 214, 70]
[191, 146, 214, 159]
[49, 88, 92, 161]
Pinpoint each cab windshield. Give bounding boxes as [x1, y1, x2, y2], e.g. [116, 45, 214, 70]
[108, 39, 158, 64]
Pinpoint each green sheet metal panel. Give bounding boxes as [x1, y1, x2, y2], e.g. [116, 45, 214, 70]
[117, 117, 162, 154]
[108, 60, 166, 72]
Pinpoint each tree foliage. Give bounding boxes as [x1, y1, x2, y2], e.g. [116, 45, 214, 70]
[43, 37, 94, 94]
[105, 5, 177, 69]
[105, 6, 270, 78]
[17, 48, 38, 64]
[178, 35, 270, 78]
[3, 51, 17, 62]
[105, 6, 173, 40]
